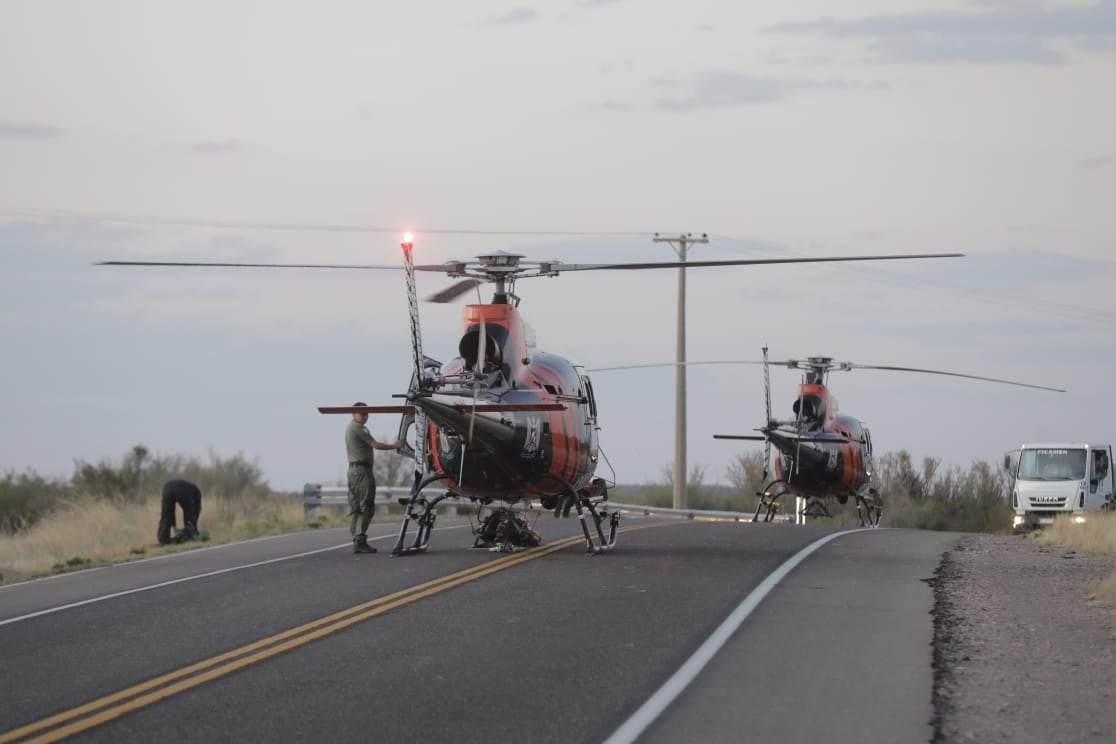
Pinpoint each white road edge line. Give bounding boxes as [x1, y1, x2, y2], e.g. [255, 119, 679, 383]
[0, 525, 470, 627]
[602, 528, 869, 744]
[0, 544, 349, 627]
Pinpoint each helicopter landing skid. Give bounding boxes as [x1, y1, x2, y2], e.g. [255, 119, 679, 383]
[574, 496, 619, 555]
[391, 473, 459, 556]
[753, 480, 792, 522]
[538, 475, 618, 554]
[855, 489, 883, 528]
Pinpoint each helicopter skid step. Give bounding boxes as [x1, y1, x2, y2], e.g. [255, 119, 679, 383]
[576, 499, 620, 555]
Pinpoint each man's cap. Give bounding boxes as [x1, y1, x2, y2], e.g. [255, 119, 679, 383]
[353, 401, 367, 407]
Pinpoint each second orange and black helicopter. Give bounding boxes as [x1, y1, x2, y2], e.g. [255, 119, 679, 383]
[711, 347, 1064, 527]
[101, 237, 965, 553]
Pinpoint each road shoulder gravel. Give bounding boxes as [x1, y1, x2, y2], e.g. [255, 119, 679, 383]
[931, 533, 1116, 743]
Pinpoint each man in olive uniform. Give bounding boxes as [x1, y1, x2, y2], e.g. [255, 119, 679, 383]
[346, 402, 405, 553]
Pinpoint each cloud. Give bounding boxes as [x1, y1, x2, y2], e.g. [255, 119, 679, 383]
[181, 139, 244, 153]
[485, 8, 537, 24]
[591, 101, 634, 112]
[768, 1, 1116, 65]
[1076, 155, 1113, 170]
[866, 34, 1064, 65]
[951, 249, 1114, 288]
[854, 247, 1115, 290]
[801, 78, 890, 91]
[0, 216, 420, 490]
[646, 71, 886, 112]
[838, 248, 1116, 326]
[652, 72, 790, 111]
[0, 121, 64, 139]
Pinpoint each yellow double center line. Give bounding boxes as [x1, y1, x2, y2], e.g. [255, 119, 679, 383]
[2, 523, 670, 743]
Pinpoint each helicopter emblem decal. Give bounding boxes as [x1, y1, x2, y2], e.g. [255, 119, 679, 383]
[521, 415, 541, 457]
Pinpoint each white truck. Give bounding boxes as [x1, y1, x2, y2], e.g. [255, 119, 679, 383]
[1004, 443, 1115, 531]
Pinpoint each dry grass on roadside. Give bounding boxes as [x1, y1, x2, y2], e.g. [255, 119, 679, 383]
[0, 490, 337, 585]
[1033, 512, 1116, 608]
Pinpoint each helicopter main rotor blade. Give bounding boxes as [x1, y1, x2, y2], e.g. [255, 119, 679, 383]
[843, 364, 1066, 392]
[319, 403, 566, 415]
[99, 259, 486, 305]
[588, 360, 769, 372]
[96, 260, 409, 269]
[590, 358, 1064, 392]
[426, 279, 479, 303]
[99, 252, 961, 274]
[319, 405, 415, 414]
[713, 433, 836, 443]
[551, 253, 962, 272]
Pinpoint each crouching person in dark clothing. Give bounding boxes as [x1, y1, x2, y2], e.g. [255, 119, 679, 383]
[158, 479, 203, 545]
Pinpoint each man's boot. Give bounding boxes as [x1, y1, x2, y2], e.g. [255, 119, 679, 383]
[353, 536, 377, 554]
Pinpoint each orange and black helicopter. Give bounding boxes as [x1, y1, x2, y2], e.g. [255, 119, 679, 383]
[100, 237, 964, 554]
[712, 347, 1064, 527]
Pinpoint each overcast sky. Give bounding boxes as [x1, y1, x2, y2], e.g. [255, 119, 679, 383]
[2, 0, 1114, 494]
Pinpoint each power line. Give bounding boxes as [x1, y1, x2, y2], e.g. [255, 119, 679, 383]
[0, 206, 648, 237]
[708, 232, 1116, 326]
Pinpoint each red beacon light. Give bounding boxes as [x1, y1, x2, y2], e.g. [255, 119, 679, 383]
[401, 232, 414, 248]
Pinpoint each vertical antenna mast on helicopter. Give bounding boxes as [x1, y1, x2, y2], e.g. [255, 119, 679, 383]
[762, 344, 772, 482]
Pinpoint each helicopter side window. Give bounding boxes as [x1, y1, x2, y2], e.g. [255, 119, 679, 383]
[584, 376, 598, 419]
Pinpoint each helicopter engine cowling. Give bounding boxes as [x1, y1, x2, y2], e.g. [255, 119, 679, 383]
[416, 391, 558, 499]
[792, 393, 827, 428]
[769, 431, 845, 487]
[458, 324, 505, 375]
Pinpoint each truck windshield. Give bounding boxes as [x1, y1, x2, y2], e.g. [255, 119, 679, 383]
[1017, 448, 1087, 481]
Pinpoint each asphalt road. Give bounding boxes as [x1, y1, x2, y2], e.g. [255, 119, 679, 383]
[0, 514, 958, 743]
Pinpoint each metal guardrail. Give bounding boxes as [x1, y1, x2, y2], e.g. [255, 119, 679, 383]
[301, 483, 469, 519]
[302, 485, 796, 524]
[606, 501, 794, 523]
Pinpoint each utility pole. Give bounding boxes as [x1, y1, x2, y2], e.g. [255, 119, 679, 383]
[653, 232, 708, 509]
